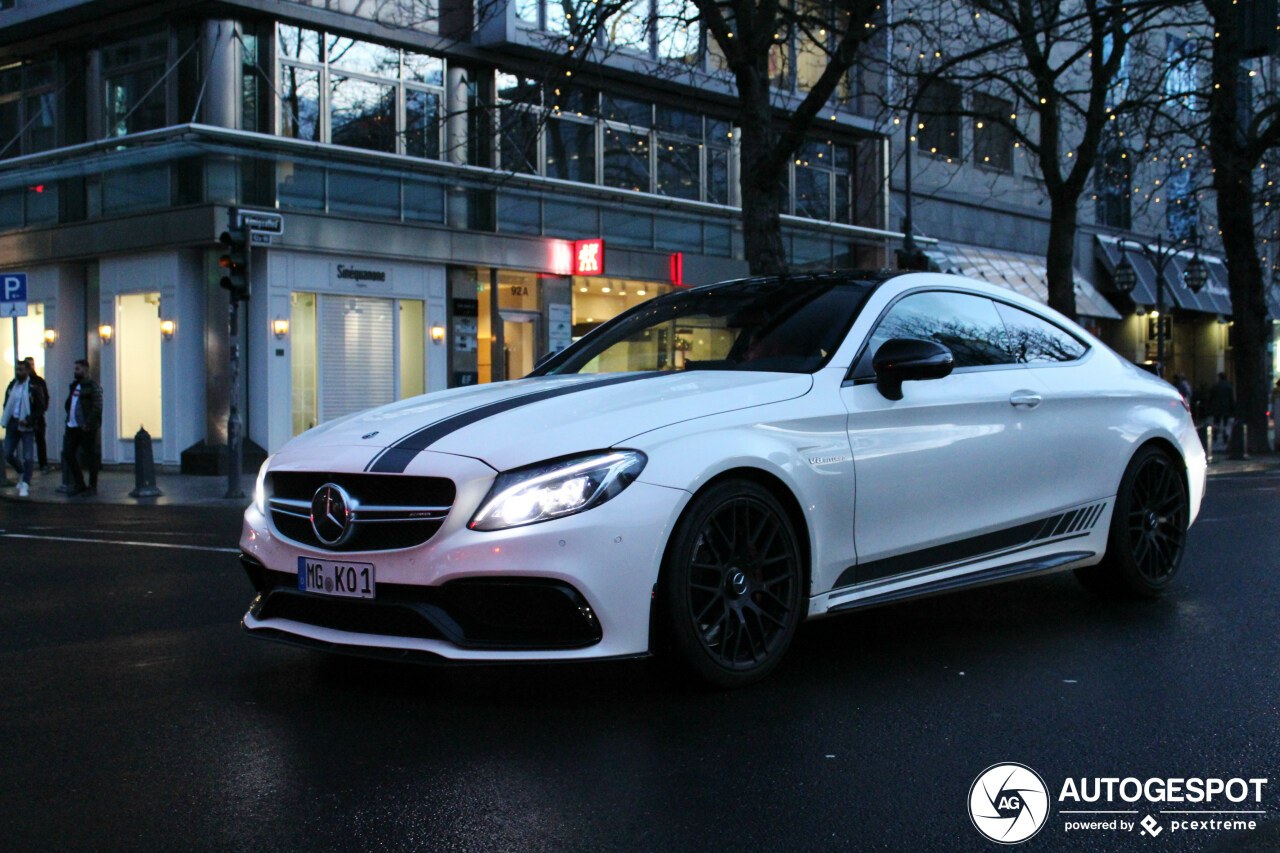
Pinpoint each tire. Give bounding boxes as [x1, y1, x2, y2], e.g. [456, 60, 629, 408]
[1075, 445, 1188, 599]
[655, 479, 805, 688]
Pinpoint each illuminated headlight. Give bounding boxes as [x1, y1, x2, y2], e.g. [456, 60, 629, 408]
[254, 456, 272, 515]
[469, 451, 647, 531]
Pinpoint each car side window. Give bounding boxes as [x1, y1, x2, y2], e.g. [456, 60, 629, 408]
[853, 290, 1017, 377]
[991, 301, 1089, 363]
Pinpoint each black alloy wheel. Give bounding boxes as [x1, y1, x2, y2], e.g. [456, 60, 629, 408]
[1075, 445, 1188, 598]
[657, 479, 805, 688]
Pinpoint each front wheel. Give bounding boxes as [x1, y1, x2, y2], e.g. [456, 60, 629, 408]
[1075, 445, 1188, 598]
[655, 479, 805, 688]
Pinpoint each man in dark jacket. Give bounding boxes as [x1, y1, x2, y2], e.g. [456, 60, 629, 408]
[22, 357, 49, 471]
[4, 359, 47, 496]
[63, 357, 103, 497]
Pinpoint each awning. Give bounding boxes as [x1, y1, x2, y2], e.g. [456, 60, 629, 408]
[1095, 235, 1233, 315]
[930, 241, 1122, 319]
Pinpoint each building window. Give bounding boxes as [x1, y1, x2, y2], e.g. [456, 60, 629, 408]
[972, 93, 1013, 172]
[1165, 155, 1199, 241]
[917, 80, 961, 159]
[1095, 135, 1131, 229]
[103, 32, 169, 137]
[1166, 35, 1197, 108]
[0, 57, 57, 158]
[276, 24, 446, 159]
[498, 79, 738, 207]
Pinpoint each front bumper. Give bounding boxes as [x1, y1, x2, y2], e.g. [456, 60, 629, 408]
[239, 448, 689, 661]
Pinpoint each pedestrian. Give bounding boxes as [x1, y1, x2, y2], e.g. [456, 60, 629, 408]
[3, 359, 47, 497]
[1173, 373, 1192, 406]
[62, 357, 102, 497]
[1209, 372, 1235, 447]
[22, 356, 49, 472]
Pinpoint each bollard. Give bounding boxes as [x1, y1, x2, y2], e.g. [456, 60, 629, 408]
[1197, 424, 1213, 464]
[1228, 422, 1248, 461]
[129, 426, 163, 498]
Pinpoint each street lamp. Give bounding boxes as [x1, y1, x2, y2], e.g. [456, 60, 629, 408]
[1112, 235, 1207, 375]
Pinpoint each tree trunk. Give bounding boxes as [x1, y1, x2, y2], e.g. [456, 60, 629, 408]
[735, 71, 788, 275]
[1044, 195, 1079, 322]
[1209, 3, 1271, 454]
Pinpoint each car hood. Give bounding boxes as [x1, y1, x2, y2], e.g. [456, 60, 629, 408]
[285, 371, 813, 472]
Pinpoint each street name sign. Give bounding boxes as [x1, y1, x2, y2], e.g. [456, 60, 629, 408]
[235, 210, 284, 235]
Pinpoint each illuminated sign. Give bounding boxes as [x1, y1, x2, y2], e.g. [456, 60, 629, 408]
[574, 239, 605, 275]
[670, 252, 684, 287]
[549, 241, 573, 275]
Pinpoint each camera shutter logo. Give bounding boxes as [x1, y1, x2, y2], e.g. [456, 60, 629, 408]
[969, 763, 1050, 844]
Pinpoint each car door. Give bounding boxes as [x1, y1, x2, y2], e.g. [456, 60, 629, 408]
[837, 289, 1051, 588]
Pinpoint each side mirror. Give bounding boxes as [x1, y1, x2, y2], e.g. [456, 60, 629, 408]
[872, 338, 954, 401]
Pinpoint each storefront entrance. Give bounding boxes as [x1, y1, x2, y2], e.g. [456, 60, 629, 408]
[290, 292, 425, 435]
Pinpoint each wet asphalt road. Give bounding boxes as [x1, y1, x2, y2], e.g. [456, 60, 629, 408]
[0, 473, 1277, 852]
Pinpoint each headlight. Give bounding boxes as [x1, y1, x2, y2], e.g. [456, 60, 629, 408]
[469, 450, 647, 531]
[254, 456, 272, 515]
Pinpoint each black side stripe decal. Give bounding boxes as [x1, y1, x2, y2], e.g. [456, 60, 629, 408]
[836, 501, 1107, 588]
[365, 372, 662, 474]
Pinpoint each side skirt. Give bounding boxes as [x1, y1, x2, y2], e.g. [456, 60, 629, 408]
[826, 551, 1095, 614]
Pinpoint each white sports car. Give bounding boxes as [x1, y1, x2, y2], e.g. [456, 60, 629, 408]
[239, 271, 1205, 686]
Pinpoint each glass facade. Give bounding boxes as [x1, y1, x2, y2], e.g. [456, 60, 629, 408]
[278, 24, 446, 158]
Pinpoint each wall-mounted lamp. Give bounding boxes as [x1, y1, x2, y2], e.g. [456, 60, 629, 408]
[98, 324, 113, 344]
[1135, 306, 1148, 317]
[43, 328, 56, 349]
[430, 325, 446, 343]
[160, 319, 176, 341]
[272, 318, 290, 339]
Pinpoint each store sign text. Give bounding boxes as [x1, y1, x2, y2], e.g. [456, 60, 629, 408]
[574, 239, 605, 275]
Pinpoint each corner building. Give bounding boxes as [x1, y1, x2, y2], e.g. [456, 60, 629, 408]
[0, 0, 895, 464]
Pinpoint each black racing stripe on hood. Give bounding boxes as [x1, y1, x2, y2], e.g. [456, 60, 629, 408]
[365, 372, 664, 473]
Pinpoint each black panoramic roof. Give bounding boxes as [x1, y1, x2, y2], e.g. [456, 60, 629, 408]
[687, 269, 908, 293]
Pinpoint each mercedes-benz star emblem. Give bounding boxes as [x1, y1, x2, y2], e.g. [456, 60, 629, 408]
[311, 483, 356, 546]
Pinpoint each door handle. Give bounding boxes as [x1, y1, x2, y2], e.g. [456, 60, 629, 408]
[1009, 391, 1042, 409]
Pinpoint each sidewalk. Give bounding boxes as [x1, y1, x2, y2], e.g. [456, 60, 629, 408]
[0, 465, 253, 507]
[1, 451, 1275, 508]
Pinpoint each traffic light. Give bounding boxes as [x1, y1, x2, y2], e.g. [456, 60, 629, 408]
[219, 229, 250, 301]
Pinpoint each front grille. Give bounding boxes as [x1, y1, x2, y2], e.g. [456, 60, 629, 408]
[244, 566, 602, 650]
[266, 471, 456, 552]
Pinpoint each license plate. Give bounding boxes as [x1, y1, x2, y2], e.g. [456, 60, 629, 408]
[297, 556, 375, 599]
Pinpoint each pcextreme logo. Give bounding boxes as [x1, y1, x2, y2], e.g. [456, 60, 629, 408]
[969, 763, 1051, 844]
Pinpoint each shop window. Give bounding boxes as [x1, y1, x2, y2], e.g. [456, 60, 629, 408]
[399, 300, 425, 399]
[117, 293, 163, 438]
[289, 293, 318, 436]
[318, 295, 396, 421]
[0, 302, 45, 375]
[572, 277, 672, 339]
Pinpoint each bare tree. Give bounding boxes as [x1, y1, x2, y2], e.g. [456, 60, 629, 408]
[691, 0, 887, 274]
[891, 0, 1179, 321]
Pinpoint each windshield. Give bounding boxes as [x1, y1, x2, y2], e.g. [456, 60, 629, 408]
[536, 277, 879, 376]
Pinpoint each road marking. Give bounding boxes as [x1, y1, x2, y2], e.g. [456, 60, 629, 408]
[0, 532, 239, 554]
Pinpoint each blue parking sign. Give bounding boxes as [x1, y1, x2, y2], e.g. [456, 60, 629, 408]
[1, 272, 26, 303]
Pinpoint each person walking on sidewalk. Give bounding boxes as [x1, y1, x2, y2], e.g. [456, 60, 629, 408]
[3, 360, 47, 497]
[22, 357, 49, 472]
[63, 358, 102, 497]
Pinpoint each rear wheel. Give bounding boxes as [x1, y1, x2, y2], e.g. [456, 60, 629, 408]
[1075, 445, 1188, 598]
[656, 480, 804, 688]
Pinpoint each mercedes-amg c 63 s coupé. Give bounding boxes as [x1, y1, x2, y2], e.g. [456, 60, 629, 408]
[239, 271, 1205, 686]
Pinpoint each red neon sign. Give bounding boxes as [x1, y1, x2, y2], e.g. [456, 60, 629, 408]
[573, 239, 605, 275]
[670, 252, 684, 287]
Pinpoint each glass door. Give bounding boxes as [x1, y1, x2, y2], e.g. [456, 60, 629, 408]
[501, 310, 539, 380]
